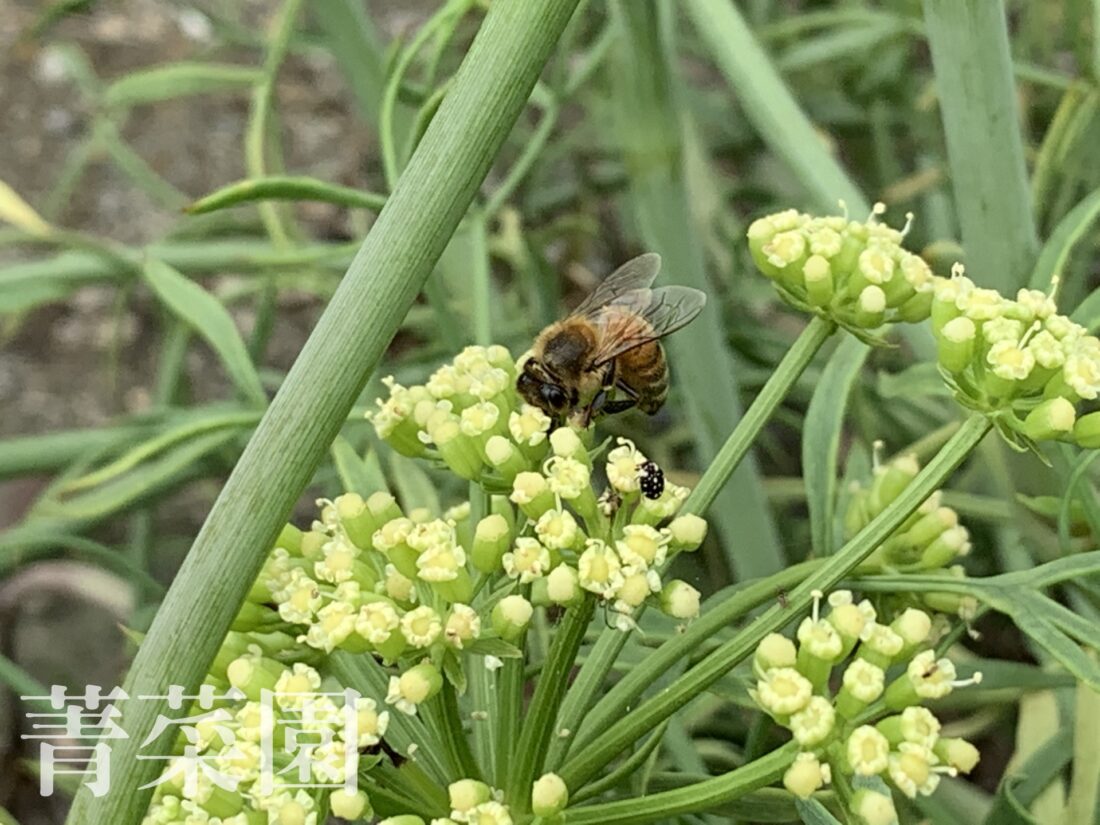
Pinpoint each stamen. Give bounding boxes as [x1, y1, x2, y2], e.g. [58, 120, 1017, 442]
[1019, 319, 1042, 348]
[1048, 272, 1062, 303]
[950, 262, 965, 280]
[867, 201, 886, 223]
[811, 589, 824, 623]
[901, 211, 915, 237]
[871, 439, 885, 472]
[933, 765, 959, 777]
[838, 199, 849, 220]
[952, 671, 982, 688]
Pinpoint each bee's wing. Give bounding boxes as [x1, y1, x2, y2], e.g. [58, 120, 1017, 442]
[588, 286, 707, 367]
[569, 253, 662, 318]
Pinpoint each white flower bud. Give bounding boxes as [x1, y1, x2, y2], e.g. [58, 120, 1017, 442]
[330, 788, 371, 820]
[782, 752, 830, 799]
[492, 595, 533, 642]
[531, 772, 569, 817]
[668, 514, 707, 551]
[546, 564, 581, 605]
[659, 580, 700, 619]
[448, 779, 492, 815]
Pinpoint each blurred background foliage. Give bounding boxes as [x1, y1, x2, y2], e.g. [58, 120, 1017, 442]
[1, 0, 1099, 822]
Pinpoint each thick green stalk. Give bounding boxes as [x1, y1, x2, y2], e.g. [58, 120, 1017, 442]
[562, 742, 799, 824]
[567, 560, 821, 757]
[505, 598, 596, 810]
[922, 0, 1038, 291]
[558, 415, 991, 790]
[682, 315, 835, 516]
[64, 3, 582, 822]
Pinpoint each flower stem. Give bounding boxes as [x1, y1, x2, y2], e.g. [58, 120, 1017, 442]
[682, 315, 836, 517]
[506, 597, 597, 809]
[558, 414, 991, 791]
[566, 560, 823, 760]
[562, 741, 799, 824]
[495, 647, 527, 788]
[436, 680, 484, 781]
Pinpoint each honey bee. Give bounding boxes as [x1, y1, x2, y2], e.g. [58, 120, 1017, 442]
[517, 253, 706, 427]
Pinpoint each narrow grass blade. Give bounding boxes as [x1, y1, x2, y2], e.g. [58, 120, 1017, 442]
[330, 435, 387, 495]
[103, 63, 262, 108]
[682, 0, 867, 213]
[1028, 185, 1100, 289]
[313, 0, 390, 125]
[64, 5, 584, 819]
[803, 337, 868, 556]
[143, 258, 268, 407]
[611, 0, 782, 579]
[922, 0, 1038, 291]
[186, 175, 387, 215]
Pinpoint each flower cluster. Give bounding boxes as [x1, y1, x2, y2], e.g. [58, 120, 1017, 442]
[844, 448, 979, 621]
[746, 204, 934, 336]
[141, 658, 376, 825]
[752, 591, 981, 822]
[365, 346, 708, 633]
[930, 264, 1100, 450]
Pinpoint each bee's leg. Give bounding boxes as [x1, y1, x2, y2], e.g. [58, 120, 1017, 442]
[601, 398, 637, 415]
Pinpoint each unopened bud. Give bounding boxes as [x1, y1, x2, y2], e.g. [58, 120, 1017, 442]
[668, 514, 707, 552]
[449, 779, 492, 814]
[660, 580, 700, 620]
[492, 595, 533, 642]
[471, 514, 512, 574]
[531, 772, 569, 817]
[1023, 397, 1076, 442]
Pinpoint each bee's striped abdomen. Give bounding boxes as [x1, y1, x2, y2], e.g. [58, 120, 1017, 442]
[617, 341, 669, 414]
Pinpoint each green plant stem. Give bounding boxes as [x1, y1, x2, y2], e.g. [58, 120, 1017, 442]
[571, 721, 669, 804]
[682, 315, 835, 517]
[563, 741, 799, 824]
[558, 414, 991, 791]
[568, 560, 821, 760]
[544, 619, 632, 771]
[495, 651, 526, 789]
[506, 597, 596, 810]
[64, 3, 583, 821]
[443, 680, 483, 781]
[922, 0, 1038, 291]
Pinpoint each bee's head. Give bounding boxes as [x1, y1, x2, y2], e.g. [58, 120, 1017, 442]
[517, 358, 574, 415]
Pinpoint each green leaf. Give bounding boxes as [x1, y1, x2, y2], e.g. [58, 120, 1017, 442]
[387, 452, 442, 516]
[1007, 601, 1100, 691]
[1029, 185, 1100, 289]
[682, 0, 867, 212]
[142, 258, 267, 407]
[922, 0, 1038, 291]
[1071, 283, 1100, 333]
[464, 637, 524, 659]
[32, 428, 239, 525]
[794, 798, 844, 825]
[803, 337, 868, 556]
[186, 176, 387, 215]
[982, 728, 1072, 825]
[103, 63, 262, 108]
[876, 362, 952, 400]
[331, 436, 387, 496]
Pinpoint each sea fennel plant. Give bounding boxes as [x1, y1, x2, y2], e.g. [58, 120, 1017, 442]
[128, 203, 1100, 825]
